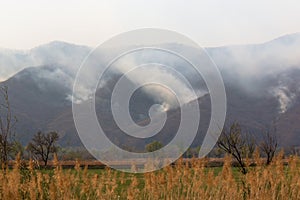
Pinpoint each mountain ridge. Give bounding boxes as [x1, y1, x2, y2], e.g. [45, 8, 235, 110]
[1, 33, 300, 148]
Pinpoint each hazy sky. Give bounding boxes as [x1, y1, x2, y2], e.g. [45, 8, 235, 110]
[1, 0, 300, 49]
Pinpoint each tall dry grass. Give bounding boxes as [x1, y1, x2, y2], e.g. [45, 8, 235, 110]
[1, 152, 300, 200]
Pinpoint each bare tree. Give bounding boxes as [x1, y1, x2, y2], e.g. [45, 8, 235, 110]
[259, 131, 278, 165]
[245, 132, 256, 158]
[217, 123, 255, 174]
[0, 86, 17, 167]
[27, 131, 59, 167]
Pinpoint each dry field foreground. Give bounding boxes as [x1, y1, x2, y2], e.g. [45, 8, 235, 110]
[1, 152, 300, 200]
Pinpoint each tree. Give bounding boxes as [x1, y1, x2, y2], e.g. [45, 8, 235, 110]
[146, 141, 163, 152]
[27, 131, 59, 167]
[0, 86, 17, 167]
[259, 131, 278, 165]
[217, 123, 255, 174]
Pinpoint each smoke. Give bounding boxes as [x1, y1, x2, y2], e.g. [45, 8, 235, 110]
[208, 33, 300, 77]
[0, 41, 91, 82]
[1, 33, 300, 113]
[110, 51, 206, 111]
[271, 86, 296, 113]
[0, 48, 32, 81]
[207, 33, 300, 113]
[34, 67, 73, 90]
[268, 68, 300, 113]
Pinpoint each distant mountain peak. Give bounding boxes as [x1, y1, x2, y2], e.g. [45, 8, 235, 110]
[264, 32, 300, 45]
[32, 40, 91, 51]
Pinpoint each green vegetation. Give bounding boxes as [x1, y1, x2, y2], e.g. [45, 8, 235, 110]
[1, 152, 300, 199]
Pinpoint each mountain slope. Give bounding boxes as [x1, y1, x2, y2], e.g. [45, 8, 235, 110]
[0, 41, 91, 81]
[1, 65, 72, 143]
[0, 34, 300, 148]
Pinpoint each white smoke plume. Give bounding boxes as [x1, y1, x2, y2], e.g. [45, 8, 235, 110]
[1, 33, 300, 111]
[110, 52, 206, 111]
[0, 41, 91, 82]
[271, 86, 296, 113]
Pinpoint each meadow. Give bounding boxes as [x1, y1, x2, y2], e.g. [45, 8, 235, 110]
[1, 151, 300, 200]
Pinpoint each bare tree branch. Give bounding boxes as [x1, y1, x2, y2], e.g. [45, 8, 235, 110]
[217, 123, 254, 174]
[0, 86, 17, 167]
[27, 131, 60, 167]
[259, 131, 278, 165]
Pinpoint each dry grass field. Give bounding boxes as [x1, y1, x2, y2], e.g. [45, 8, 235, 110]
[1, 151, 300, 200]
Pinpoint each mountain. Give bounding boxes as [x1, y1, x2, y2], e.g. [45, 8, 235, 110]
[0, 41, 91, 81]
[0, 33, 300, 148]
[2, 65, 72, 143]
